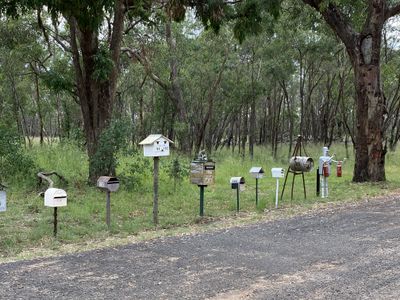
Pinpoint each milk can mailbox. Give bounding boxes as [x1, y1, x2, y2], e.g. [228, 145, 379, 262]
[289, 156, 314, 172]
[190, 160, 215, 186]
[44, 188, 67, 207]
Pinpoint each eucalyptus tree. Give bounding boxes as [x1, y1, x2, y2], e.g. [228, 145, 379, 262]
[301, 0, 400, 182]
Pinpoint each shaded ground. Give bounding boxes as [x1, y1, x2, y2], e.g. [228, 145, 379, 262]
[1, 196, 400, 299]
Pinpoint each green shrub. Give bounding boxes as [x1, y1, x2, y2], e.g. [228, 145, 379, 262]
[89, 118, 131, 177]
[0, 126, 35, 185]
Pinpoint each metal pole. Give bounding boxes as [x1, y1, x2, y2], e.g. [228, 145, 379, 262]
[199, 185, 205, 217]
[290, 174, 295, 203]
[153, 156, 159, 225]
[255, 178, 259, 206]
[316, 168, 320, 196]
[275, 179, 279, 208]
[106, 190, 111, 228]
[236, 187, 240, 212]
[302, 172, 307, 199]
[53, 207, 57, 238]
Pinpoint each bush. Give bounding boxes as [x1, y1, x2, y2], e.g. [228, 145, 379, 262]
[89, 118, 131, 177]
[0, 126, 35, 184]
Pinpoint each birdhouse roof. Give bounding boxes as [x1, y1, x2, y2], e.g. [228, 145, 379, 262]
[249, 167, 264, 174]
[139, 134, 174, 145]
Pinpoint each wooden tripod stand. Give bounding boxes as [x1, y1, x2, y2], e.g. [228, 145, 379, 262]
[280, 136, 308, 203]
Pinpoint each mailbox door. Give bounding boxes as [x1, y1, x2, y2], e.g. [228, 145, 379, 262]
[190, 162, 204, 185]
[203, 163, 215, 185]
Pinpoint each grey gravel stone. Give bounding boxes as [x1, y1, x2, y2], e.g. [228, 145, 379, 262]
[1, 196, 400, 299]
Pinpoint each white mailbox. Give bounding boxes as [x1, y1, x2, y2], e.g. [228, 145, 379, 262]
[249, 167, 264, 179]
[139, 134, 173, 157]
[97, 176, 120, 192]
[230, 177, 245, 191]
[44, 188, 67, 207]
[0, 190, 6, 212]
[271, 168, 285, 178]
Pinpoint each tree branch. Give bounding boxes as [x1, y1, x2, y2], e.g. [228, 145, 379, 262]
[302, 0, 357, 52]
[122, 46, 169, 90]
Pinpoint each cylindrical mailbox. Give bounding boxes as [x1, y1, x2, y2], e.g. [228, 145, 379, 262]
[289, 156, 314, 172]
[337, 161, 342, 177]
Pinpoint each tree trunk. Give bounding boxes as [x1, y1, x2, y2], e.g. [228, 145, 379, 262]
[353, 62, 386, 181]
[33, 71, 44, 145]
[68, 0, 125, 184]
[302, 0, 393, 182]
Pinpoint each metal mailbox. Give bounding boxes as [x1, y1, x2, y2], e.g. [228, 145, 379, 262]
[271, 168, 285, 178]
[249, 167, 264, 179]
[44, 188, 67, 207]
[190, 161, 215, 186]
[230, 177, 245, 191]
[97, 176, 120, 192]
[289, 156, 314, 172]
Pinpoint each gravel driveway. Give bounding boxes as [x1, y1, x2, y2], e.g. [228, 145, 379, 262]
[1, 196, 400, 299]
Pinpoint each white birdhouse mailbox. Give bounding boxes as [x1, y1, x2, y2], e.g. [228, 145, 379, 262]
[139, 134, 173, 157]
[271, 168, 285, 178]
[230, 177, 245, 191]
[249, 167, 264, 179]
[97, 176, 120, 192]
[0, 190, 6, 212]
[44, 188, 67, 207]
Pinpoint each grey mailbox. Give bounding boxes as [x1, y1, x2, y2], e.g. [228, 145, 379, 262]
[97, 176, 120, 192]
[230, 177, 245, 212]
[230, 177, 245, 191]
[249, 167, 264, 179]
[249, 167, 264, 206]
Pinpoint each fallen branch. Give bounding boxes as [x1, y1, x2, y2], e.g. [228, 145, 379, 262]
[37, 171, 68, 196]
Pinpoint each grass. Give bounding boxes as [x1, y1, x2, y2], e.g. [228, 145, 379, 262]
[1, 142, 399, 262]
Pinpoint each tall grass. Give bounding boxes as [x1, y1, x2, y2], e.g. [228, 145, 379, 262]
[0, 141, 399, 259]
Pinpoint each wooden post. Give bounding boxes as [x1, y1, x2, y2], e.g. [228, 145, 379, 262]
[153, 156, 159, 225]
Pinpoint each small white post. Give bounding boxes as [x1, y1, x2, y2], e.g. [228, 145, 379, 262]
[275, 178, 279, 208]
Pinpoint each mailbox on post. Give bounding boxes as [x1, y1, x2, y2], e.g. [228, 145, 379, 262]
[230, 177, 245, 191]
[190, 151, 215, 217]
[271, 168, 285, 208]
[230, 177, 245, 212]
[44, 187, 67, 238]
[139, 134, 174, 225]
[97, 176, 119, 229]
[249, 167, 264, 206]
[44, 188, 67, 207]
